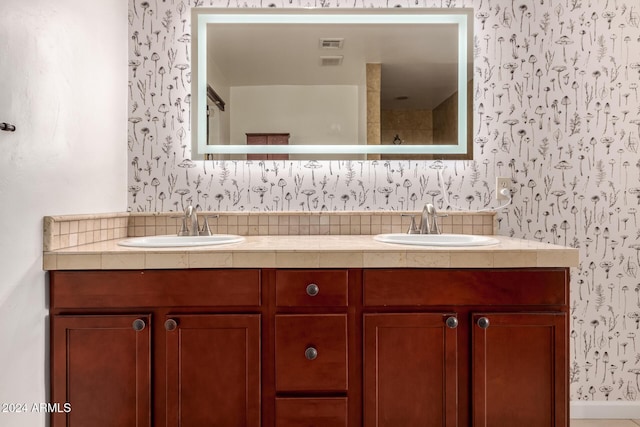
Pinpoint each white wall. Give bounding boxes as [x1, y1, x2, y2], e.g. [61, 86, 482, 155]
[207, 59, 231, 146]
[0, 0, 127, 425]
[230, 85, 361, 146]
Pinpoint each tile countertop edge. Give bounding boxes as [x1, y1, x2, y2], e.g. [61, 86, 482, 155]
[43, 235, 579, 270]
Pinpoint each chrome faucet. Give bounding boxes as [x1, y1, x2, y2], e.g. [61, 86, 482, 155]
[403, 203, 446, 235]
[175, 205, 218, 236]
[420, 204, 435, 234]
[184, 205, 199, 236]
[401, 214, 419, 234]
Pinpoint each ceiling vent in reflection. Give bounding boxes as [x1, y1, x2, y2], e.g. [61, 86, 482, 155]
[319, 38, 344, 49]
[320, 56, 344, 66]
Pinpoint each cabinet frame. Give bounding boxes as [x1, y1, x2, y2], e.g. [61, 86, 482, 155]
[50, 267, 569, 427]
[362, 268, 569, 427]
[50, 269, 263, 427]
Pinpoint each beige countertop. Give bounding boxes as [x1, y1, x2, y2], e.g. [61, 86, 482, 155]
[43, 235, 578, 270]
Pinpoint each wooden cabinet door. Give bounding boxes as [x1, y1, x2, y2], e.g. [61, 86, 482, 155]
[51, 315, 151, 427]
[246, 133, 289, 160]
[472, 313, 567, 427]
[246, 134, 268, 160]
[363, 313, 458, 427]
[165, 314, 261, 427]
[266, 134, 290, 160]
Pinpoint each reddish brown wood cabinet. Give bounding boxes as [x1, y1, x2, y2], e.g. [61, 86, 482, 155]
[363, 313, 458, 427]
[362, 269, 569, 427]
[275, 314, 348, 393]
[246, 133, 290, 160]
[50, 267, 569, 427]
[472, 312, 567, 427]
[272, 269, 356, 427]
[50, 270, 261, 427]
[275, 397, 348, 427]
[51, 315, 151, 427]
[165, 314, 261, 426]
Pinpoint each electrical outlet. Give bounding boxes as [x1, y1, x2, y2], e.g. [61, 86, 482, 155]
[496, 177, 511, 201]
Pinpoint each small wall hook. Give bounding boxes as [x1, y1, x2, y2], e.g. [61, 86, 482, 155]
[1, 123, 16, 132]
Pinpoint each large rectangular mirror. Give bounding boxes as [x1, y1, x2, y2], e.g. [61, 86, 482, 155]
[191, 8, 473, 161]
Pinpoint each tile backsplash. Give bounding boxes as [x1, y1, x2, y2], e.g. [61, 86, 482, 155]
[44, 211, 495, 251]
[43, 213, 129, 251]
[127, 211, 495, 237]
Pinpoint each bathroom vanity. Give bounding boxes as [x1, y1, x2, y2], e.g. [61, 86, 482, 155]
[45, 231, 577, 427]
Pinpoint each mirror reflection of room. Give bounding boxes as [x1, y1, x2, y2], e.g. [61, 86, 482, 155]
[196, 9, 473, 160]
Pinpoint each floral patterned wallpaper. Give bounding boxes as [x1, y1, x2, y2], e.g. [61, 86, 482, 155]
[128, 0, 640, 403]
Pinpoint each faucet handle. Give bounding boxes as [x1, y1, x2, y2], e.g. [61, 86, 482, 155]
[199, 215, 219, 236]
[423, 204, 448, 234]
[401, 214, 419, 234]
[170, 215, 190, 236]
[433, 212, 448, 235]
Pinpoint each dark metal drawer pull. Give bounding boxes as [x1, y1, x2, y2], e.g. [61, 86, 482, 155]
[132, 319, 146, 331]
[305, 346, 318, 360]
[445, 316, 458, 329]
[165, 318, 178, 331]
[477, 317, 490, 329]
[306, 283, 320, 297]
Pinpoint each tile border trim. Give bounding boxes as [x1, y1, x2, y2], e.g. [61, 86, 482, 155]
[44, 210, 497, 251]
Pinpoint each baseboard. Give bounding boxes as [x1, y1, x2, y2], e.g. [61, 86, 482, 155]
[571, 401, 640, 419]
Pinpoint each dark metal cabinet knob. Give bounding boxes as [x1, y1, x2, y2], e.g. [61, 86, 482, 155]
[477, 317, 490, 329]
[305, 347, 318, 360]
[132, 319, 146, 331]
[165, 319, 178, 331]
[306, 283, 320, 297]
[445, 316, 458, 329]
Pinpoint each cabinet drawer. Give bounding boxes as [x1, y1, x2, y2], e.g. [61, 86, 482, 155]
[364, 269, 568, 307]
[275, 398, 347, 427]
[51, 270, 261, 309]
[276, 270, 348, 307]
[275, 314, 348, 392]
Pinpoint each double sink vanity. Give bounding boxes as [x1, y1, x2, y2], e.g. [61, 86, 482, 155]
[43, 209, 577, 427]
[37, 3, 580, 425]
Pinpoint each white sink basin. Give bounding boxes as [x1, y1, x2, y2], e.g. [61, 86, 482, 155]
[118, 234, 244, 248]
[374, 233, 499, 247]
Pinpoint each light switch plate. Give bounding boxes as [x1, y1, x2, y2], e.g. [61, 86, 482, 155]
[496, 177, 511, 201]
